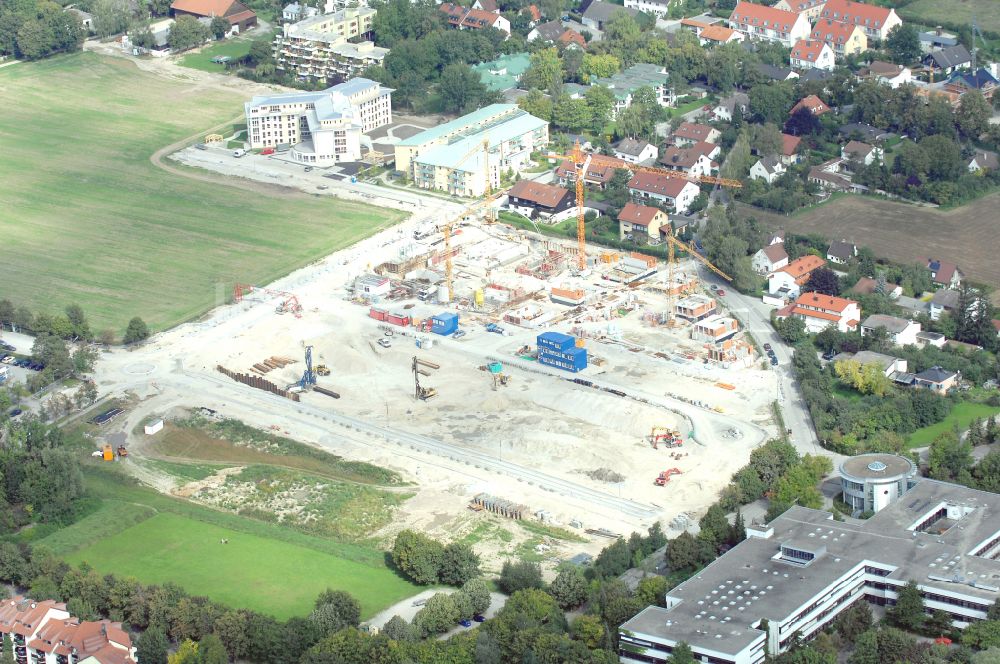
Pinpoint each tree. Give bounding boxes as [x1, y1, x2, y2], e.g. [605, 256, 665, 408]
[752, 123, 784, 158]
[571, 614, 605, 650]
[635, 576, 669, 608]
[805, 268, 840, 296]
[928, 431, 973, 482]
[957, 90, 991, 140]
[135, 626, 168, 664]
[439, 542, 480, 586]
[197, 634, 228, 664]
[749, 84, 793, 124]
[64, 305, 91, 340]
[310, 590, 361, 635]
[584, 85, 615, 130]
[890, 580, 925, 631]
[722, 130, 752, 181]
[518, 88, 552, 122]
[605, 168, 633, 209]
[391, 530, 444, 584]
[835, 601, 872, 643]
[552, 95, 592, 132]
[615, 103, 655, 140]
[167, 15, 209, 52]
[92, 0, 131, 38]
[666, 531, 712, 573]
[209, 15, 229, 39]
[581, 53, 620, 81]
[774, 316, 807, 344]
[413, 593, 458, 636]
[521, 48, 563, 96]
[549, 566, 588, 609]
[461, 577, 491, 616]
[697, 504, 731, 549]
[669, 642, 695, 663]
[167, 640, 199, 664]
[438, 63, 491, 114]
[381, 615, 413, 642]
[963, 620, 1000, 650]
[73, 346, 98, 376]
[785, 106, 820, 136]
[834, 360, 892, 397]
[123, 317, 150, 344]
[886, 24, 920, 64]
[498, 559, 543, 594]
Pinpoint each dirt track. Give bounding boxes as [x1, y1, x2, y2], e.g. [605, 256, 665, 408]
[740, 194, 1000, 290]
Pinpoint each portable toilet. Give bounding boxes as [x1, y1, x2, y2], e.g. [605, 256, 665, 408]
[431, 312, 459, 336]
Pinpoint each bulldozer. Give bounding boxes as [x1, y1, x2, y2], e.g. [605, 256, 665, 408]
[116, 445, 128, 459]
[315, 364, 331, 376]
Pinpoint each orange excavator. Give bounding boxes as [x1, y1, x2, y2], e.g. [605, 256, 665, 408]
[654, 468, 683, 486]
[649, 426, 683, 449]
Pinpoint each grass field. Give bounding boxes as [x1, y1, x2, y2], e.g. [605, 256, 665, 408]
[741, 194, 1000, 294]
[908, 402, 1000, 448]
[43, 469, 419, 619]
[177, 37, 261, 72]
[0, 53, 404, 333]
[899, 0, 1000, 35]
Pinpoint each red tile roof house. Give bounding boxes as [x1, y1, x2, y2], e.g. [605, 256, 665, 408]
[439, 3, 511, 34]
[817, 0, 902, 42]
[766, 254, 826, 298]
[555, 154, 631, 189]
[618, 202, 668, 240]
[924, 258, 964, 288]
[0, 597, 137, 664]
[660, 141, 720, 177]
[627, 172, 701, 215]
[507, 179, 574, 218]
[780, 133, 802, 164]
[790, 94, 831, 116]
[670, 122, 721, 147]
[783, 291, 862, 333]
[727, 1, 811, 47]
[170, 0, 257, 31]
[790, 39, 835, 71]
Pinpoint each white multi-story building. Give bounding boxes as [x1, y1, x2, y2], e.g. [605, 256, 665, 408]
[623, 0, 669, 18]
[395, 104, 549, 197]
[788, 291, 861, 333]
[245, 78, 392, 164]
[620, 477, 1000, 664]
[0, 598, 136, 664]
[727, 1, 811, 47]
[274, 6, 388, 83]
[790, 39, 835, 70]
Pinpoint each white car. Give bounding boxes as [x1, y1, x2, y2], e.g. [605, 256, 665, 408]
[377, 338, 391, 348]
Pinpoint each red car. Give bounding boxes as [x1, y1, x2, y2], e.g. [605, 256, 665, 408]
[261, 147, 275, 155]
[716, 289, 725, 296]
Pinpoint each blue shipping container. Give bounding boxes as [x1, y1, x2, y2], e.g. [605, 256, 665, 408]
[537, 331, 575, 352]
[432, 312, 459, 336]
[538, 346, 587, 372]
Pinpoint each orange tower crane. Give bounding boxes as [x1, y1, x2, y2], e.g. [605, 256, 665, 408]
[663, 234, 732, 324]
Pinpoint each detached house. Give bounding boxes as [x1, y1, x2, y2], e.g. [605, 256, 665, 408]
[624, 0, 671, 18]
[925, 258, 963, 288]
[791, 94, 831, 116]
[555, 153, 630, 189]
[727, 1, 811, 47]
[790, 39, 835, 71]
[913, 366, 959, 392]
[627, 173, 700, 215]
[712, 92, 749, 122]
[826, 239, 857, 264]
[439, 3, 511, 35]
[780, 133, 802, 164]
[507, 180, 573, 218]
[618, 202, 668, 240]
[613, 138, 658, 164]
[862, 60, 911, 88]
[810, 19, 867, 57]
[171, 0, 257, 31]
[750, 156, 786, 183]
[752, 243, 789, 275]
[767, 254, 826, 298]
[968, 151, 999, 173]
[818, 0, 901, 42]
[924, 45, 972, 75]
[670, 122, 720, 147]
[841, 141, 881, 166]
[787, 292, 861, 333]
[660, 142, 719, 178]
[860, 314, 921, 346]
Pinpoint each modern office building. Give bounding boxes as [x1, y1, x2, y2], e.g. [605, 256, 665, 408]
[244, 78, 392, 164]
[273, 6, 387, 83]
[840, 453, 917, 514]
[394, 104, 549, 197]
[620, 477, 1000, 664]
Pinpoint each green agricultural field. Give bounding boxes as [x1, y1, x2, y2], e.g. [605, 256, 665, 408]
[64, 513, 415, 620]
[899, 0, 1000, 35]
[908, 402, 1000, 449]
[0, 53, 404, 333]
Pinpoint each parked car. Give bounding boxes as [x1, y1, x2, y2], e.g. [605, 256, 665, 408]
[304, 166, 314, 172]
[770, 357, 779, 366]
[716, 289, 726, 296]
[0, 342, 15, 351]
[9, 409, 22, 418]
[473, 615, 486, 623]
[453, 330, 467, 339]
[763, 343, 772, 351]
[458, 619, 473, 628]
[195, 143, 208, 150]
[821, 350, 837, 361]
[377, 338, 391, 348]
[0, 356, 12, 364]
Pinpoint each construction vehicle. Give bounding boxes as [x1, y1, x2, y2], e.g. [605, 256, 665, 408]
[315, 364, 331, 376]
[487, 361, 510, 389]
[649, 426, 682, 450]
[288, 345, 317, 390]
[234, 284, 303, 318]
[654, 468, 683, 486]
[102, 444, 114, 461]
[116, 445, 128, 459]
[544, 143, 742, 275]
[412, 356, 440, 400]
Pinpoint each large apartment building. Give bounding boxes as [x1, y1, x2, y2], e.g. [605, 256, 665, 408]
[727, 2, 811, 47]
[273, 6, 388, 83]
[0, 597, 136, 664]
[245, 78, 392, 164]
[394, 104, 549, 197]
[620, 476, 1000, 664]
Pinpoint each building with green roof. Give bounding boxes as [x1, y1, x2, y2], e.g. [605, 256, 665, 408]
[472, 53, 531, 92]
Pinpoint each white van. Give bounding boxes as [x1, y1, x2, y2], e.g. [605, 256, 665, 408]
[233, 148, 247, 158]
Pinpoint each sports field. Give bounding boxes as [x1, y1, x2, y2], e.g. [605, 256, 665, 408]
[0, 53, 404, 333]
[46, 471, 419, 619]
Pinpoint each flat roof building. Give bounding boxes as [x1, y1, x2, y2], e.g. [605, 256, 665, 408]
[244, 78, 392, 165]
[395, 104, 549, 197]
[840, 453, 916, 514]
[274, 6, 387, 83]
[620, 478, 1000, 664]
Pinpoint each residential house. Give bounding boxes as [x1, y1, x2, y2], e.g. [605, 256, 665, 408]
[929, 288, 960, 320]
[925, 258, 963, 288]
[727, 2, 811, 47]
[692, 315, 740, 342]
[809, 19, 867, 57]
[66, 7, 94, 32]
[826, 238, 857, 264]
[670, 122, 720, 147]
[841, 140, 881, 166]
[862, 60, 911, 88]
[273, 7, 386, 82]
[913, 366, 958, 392]
[527, 20, 584, 47]
[850, 276, 902, 298]
[780, 133, 802, 164]
[757, 63, 800, 82]
[752, 243, 789, 275]
[624, 0, 670, 18]
[897, 295, 931, 318]
[613, 138, 658, 164]
[524, 4, 541, 23]
[968, 150, 999, 173]
[808, 158, 861, 192]
[592, 63, 676, 118]
[558, 28, 586, 48]
[860, 314, 921, 345]
[767, 254, 826, 297]
[439, 3, 511, 35]
[282, 1, 317, 22]
[800, 68, 835, 84]
[0, 597, 137, 664]
[507, 179, 574, 218]
[660, 142, 719, 177]
[698, 24, 745, 46]
[817, 0, 902, 42]
[581, 0, 638, 30]
[923, 44, 972, 75]
[750, 155, 786, 183]
[790, 39, 835, 71]
[948, 69, 999, 100]
[919, 29, 958, 53]
[839, 122, 891, 142]
[555, 153, 630, 189]
[791, 94, 831, 116]
[767, 230, 785, 245]
[675, 294, 717, 321]
[836, 350, 908, 376]
[472, 53, 531, 92]
[788, 291, 861, 333]
[472, 0, 498, 12]
[171, 0, 257, 31]
[618, 202, 668, 240]
[772, 0, 825, 20]
[712, 92, 749, 121]
[627, 173, 700, 214]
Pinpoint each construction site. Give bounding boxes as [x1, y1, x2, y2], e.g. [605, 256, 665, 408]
[100, 142, 780, 567]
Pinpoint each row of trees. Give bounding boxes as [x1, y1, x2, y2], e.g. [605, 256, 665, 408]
[0, 0, 85, 60]
[0, 301, 150, 346]
[390, 529, 481, 585]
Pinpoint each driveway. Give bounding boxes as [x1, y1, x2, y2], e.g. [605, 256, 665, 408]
[364, 589, 508, 632]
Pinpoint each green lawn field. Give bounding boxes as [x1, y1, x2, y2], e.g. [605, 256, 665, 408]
[907, 402, 1000, 449]
[44, 469, 419, 619]
[0, 53, 404, 333]
[178, 34, 267, 72]
[899, 0, 1000, 35]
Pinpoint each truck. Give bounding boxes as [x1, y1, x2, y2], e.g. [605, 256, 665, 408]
[485, 323, 505, 335]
